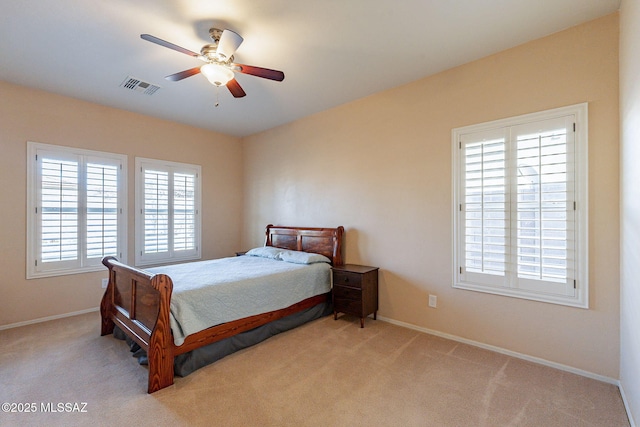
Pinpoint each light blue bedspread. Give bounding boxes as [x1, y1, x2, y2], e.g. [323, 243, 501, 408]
[146, 256, 331, 346]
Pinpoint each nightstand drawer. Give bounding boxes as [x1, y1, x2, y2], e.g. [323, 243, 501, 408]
[333, 285, 363, 315]
[333, 297, 362, 315]
[332, 270, 362, 288]
[333, 284, 362, 301]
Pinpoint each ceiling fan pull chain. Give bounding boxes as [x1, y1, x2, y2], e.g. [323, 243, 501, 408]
[215, 85, 220, 107]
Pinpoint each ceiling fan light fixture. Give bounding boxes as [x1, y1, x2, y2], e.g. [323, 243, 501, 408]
[201, 63, 234, 86]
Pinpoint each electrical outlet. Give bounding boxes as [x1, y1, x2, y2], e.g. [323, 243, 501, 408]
[428, 294, 437, 308]
[101, 278, 109, 289]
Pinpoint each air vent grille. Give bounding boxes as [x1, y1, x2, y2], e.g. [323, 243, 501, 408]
[120, 77, 160, 95]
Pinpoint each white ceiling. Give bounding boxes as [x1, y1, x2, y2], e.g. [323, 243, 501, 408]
[0, 0, 620, 137]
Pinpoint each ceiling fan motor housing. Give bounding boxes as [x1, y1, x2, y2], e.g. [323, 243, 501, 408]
[200, 44, 233, 64]
[209, 28, 223, 43]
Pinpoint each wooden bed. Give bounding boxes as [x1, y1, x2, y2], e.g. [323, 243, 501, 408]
[100, 224, 344, 393]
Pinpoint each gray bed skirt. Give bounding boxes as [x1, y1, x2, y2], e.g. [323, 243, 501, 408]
[113, 301, 332, 377]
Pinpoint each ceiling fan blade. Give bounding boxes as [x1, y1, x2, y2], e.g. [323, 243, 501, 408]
[165, 67, 201, 82]
[217, 29, 243, 60]
[233, 64, 285, 82]
[227, 78, 246, 98]
[140, 34, 199, 57]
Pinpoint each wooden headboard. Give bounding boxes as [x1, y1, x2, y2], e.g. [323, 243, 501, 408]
[265, 224, 344, 266]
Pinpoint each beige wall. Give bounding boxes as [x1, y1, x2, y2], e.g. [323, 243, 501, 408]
[242, 14, 620, 378]
[0, 12, 624, 386]
[619, 0, 640, 423]
[0, 81, 243, 327]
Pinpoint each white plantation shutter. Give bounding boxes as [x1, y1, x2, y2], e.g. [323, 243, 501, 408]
[453, 104, 587, 307]
[462, 130, 508, 287]
[173, 172, 196, 252]
[86, 161, 120, 261]
[135, 158, 201, 266]
[40, 156, 79, 265]
[143, 169, 169, 254]
[512, 117, 576, 296]
[27, 142, 127, 278]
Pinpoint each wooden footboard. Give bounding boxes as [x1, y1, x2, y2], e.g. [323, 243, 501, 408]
[101, 256, 175, 393]
[101, 224, 344, 393]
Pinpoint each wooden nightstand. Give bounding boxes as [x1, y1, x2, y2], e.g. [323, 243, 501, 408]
[332, 264, 379, 328]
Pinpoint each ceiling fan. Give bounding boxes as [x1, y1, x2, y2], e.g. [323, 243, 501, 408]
[141, 28, 285, 99]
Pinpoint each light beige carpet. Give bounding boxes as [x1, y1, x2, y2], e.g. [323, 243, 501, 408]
[0, 311, 630, 427]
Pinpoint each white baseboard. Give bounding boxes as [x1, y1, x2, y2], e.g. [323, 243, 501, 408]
[0, 307, 99, 331]
[377, 315, 618, 385]
[394, 312, 637, 426]
[619, 383, 637, 427]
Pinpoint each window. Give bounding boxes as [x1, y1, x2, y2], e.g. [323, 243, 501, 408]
[135, 158, 201, 266]
[452, 104, 588, 307]
[27, 142, 127, 278]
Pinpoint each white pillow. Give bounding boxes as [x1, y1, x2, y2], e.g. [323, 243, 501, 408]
[278, 249, 331, 265]
[245, 246, 282, 259]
